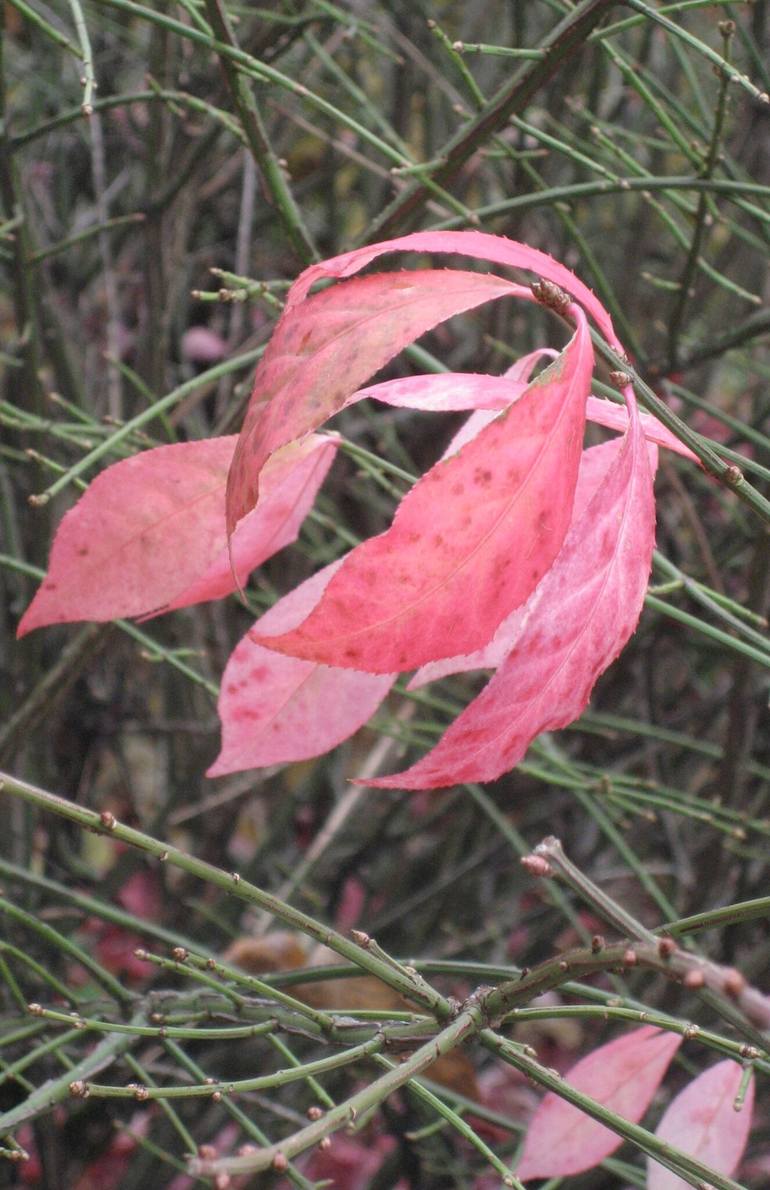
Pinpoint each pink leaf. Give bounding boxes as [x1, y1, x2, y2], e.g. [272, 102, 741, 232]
[353, 372, 529, 414]
[354, 348, 555, 415]
[251, 308, 593, 674]
[409, 439, 623, 688]
[285, 231, 621, 347]
[370, 395, 656, 788]
[355, 376, 694, 461]
[225, 268, 525, 535]
[647, 1060, 754, 1190]
[587, 396, 698, 462]
[515, 1026, 682, 1181]
[157, 436, 337, 615]
[208, 563, 395, 776]
[18, 434, 335, 635]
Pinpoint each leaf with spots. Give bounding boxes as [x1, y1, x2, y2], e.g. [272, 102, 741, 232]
[647, 1061, 754, 1190]
[250, 309, 593, 674]
[18, 434, 336, 635]
[515, 1026, 682, 1181]
[209, 563, 395, 776]
[408, 439, 625, 689]
[368, 391, 656, 788]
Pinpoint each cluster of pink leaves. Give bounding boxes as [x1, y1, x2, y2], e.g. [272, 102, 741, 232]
[19, 231, 699, 789]
[514, 1025, 754, 1185]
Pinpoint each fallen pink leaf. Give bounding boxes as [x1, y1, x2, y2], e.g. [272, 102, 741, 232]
[515, 1026, 682, 1180]
[647, 1060, 754, 1190]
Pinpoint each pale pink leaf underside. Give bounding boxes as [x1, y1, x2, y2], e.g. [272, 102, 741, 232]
[209, 563, 394, 775]
[516, 1027, 682, 1181]
[225, 269, 524, 534]
[647, 1060, 755, 1190]
[370, 397, 656, 788]
[251, 310, 593, 674]
[18, 435, 335, 636]
[355, 374, 695, 461]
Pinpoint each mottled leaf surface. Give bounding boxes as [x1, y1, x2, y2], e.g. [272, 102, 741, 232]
[371, 397, 656, 788]
[409, 439, 623, 688]
[225, 269, 523, 535]
[252, 311, 593, 673]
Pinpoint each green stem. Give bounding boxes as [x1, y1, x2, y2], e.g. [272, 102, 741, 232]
[202, 0, 318, 264]
[364, 0, 617, 240]
[0, 771, 452, 1020]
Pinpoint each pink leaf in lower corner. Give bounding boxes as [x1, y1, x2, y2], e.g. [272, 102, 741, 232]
[251, 309, 592, 674]
[370, 394, 656, 789]
[515, 1027, 682, 1181]
[647, 1060, 754, 1190]
[208, 563, 395, 776]
[18, 435, 336, 635]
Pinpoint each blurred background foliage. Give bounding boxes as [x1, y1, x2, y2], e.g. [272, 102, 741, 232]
[0, 0, 769, 1186]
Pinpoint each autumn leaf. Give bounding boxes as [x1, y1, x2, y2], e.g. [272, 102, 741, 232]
[250, 309, 592, 673]
[225, 268, 526, 537]
[18, 434, 336, 634]
[515, 1026, 682, 1180]
[209, 562, 395, 776]
[369, 392, 656, 788]
[647, 1060, 754, 1190]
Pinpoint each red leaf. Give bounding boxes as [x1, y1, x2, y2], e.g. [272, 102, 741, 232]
[225, 268, 524, 536]
[286, 231, 621, 346]
[648, 1060, 754, 1190]
[18, 435, 335, 634]
[370, 395, 656, 788]
[208, 563, 395, 776]
[515, 1026, 682, 1180]
[251, 309, 592, 673]
[409, 440, 623, 689]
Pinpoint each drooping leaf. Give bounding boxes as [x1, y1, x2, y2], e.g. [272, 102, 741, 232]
[353, 349, 554, 414]
[354, 371, 529, 414]
[251, 310, 593, 673]
[18, 435, 336, 635]
[587, 396, 698, 462]
[226, 229, 626, 535]
[225, 269, 525, 535]
[355, 374, 696, 461]
[515, 1026, 682, 1181]
[209, 563, 395, 776]
[647, 1060, 754, 1190]
[370, 395, 656, 788]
